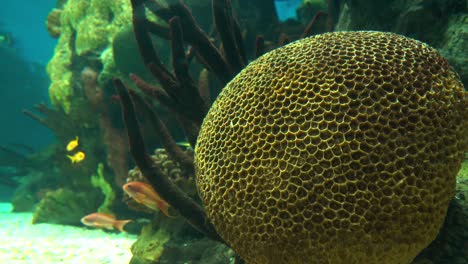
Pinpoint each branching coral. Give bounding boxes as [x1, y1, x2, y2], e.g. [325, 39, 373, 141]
[114, 0, 334, 262]
[22, 103, 75, 142]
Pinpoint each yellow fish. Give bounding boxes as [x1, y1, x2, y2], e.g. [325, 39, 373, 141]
[67, 151, 85, 164]
[66, 136, 79, 151]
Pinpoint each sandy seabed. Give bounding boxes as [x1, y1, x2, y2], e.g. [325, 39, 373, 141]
[0, 203, 137, 264]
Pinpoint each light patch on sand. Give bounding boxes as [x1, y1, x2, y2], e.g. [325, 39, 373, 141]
[0, 208, 137, 264]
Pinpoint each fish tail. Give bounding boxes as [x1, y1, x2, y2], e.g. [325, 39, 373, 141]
[158, 201, 173, 218]
[114, 219, 132, 232]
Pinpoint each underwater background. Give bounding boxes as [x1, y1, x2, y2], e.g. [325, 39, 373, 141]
[0, 0, 57, 202]
[0, 0, 467, 263]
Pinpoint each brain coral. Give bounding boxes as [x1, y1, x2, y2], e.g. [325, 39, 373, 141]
[194, 31, 468, 264]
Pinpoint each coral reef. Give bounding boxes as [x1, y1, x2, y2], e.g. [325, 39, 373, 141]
[118, 95, 235, 261]
[334, 0, 468, 87]
[32, 188, 101, 225]
[110, 0, 467, 263]
[81, 66, 129, 187]
[130, 210, 233, 264]
[130, 221, 170, 263]
[22, 80, 127, 225]
[195, 31, 467, 263]
[10, 172, 55, 211]
[46, 8, 62, 38]
[128, 149, 196, 194]
[46, 0, 132, 112]
[18, 1, 138, 234]
[413, 159, 468, 264]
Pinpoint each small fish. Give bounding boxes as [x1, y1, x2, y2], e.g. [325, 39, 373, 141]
[67, 151, 85, 164]
[81, 212, 132, 232]
[0, 32, 13, 47]
[176, 141, 192, 148]
[123, 181, 172, 217]
[66, 136, 79, 151]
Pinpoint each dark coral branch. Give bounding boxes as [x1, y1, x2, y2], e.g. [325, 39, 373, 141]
[132, 0, 176, 87]
[234, 254, 246, 264]
[175, 115, 199, 148]
[169, 16, 192, 90]
[255, 35, 265, 59]
[326, 0, 341, 32]
[169, 16, 209, 125]
[127, 89, 195, 173]
[278, 33, 290, 46]
[145, 20, 170, 39]
[23, 103, 72, 139]
[131, 72, 202, 140]
[129, 0, 146, 9]
[130, 73, 176, 110]
[301, 11, 327, 38]
[131, 0, 210, 126]
[22, 109, 46, 125]
[231, 18, 247, 66]
[113, 78, 224, 243]
[141, 0, 165, 16]
[0, 146, 28, 163]
[152, 1, 233, 85]
[35, 103, 56, 116]
[212, 0, 246, 74]
[198, 69, 211, 107]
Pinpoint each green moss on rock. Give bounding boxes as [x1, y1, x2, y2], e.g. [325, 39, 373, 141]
[47, 0, 132, 112]
[32, 187, 101, 225]
[91, 163, 115, 214]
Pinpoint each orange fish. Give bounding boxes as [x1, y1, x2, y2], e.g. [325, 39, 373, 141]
[80, 212, 132, 232]
[123, 181, 172, 217]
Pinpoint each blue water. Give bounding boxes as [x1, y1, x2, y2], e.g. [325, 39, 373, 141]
[275, 0, 302, 21]
[0, 0, 301, 198]
[0, 0, 56, 151]
[0, 1, 57, 198]
[1, 0, 57, 64]
[0, 0, 297, 152]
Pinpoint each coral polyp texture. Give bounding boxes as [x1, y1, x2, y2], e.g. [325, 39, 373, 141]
[194, 31, 468, 264]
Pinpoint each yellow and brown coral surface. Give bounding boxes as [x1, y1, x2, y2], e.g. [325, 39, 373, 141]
[195, 31, 468, 264]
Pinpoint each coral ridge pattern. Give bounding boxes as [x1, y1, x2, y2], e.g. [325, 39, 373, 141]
[195, 31, 468, 264]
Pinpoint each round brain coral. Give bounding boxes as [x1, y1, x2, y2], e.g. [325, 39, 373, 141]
[194, 31, 468, 264]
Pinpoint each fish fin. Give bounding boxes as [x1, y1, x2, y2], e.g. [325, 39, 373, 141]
[66, 155, 74, 163]
[114, 219, 132, 232]
[158, 201, 174, 218]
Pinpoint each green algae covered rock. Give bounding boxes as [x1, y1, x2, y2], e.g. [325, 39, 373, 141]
[46, 0, 132, 113]
[130, 220, 171, 264]
[130, 215, 234, 264]
[32, 187, 101, 225]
